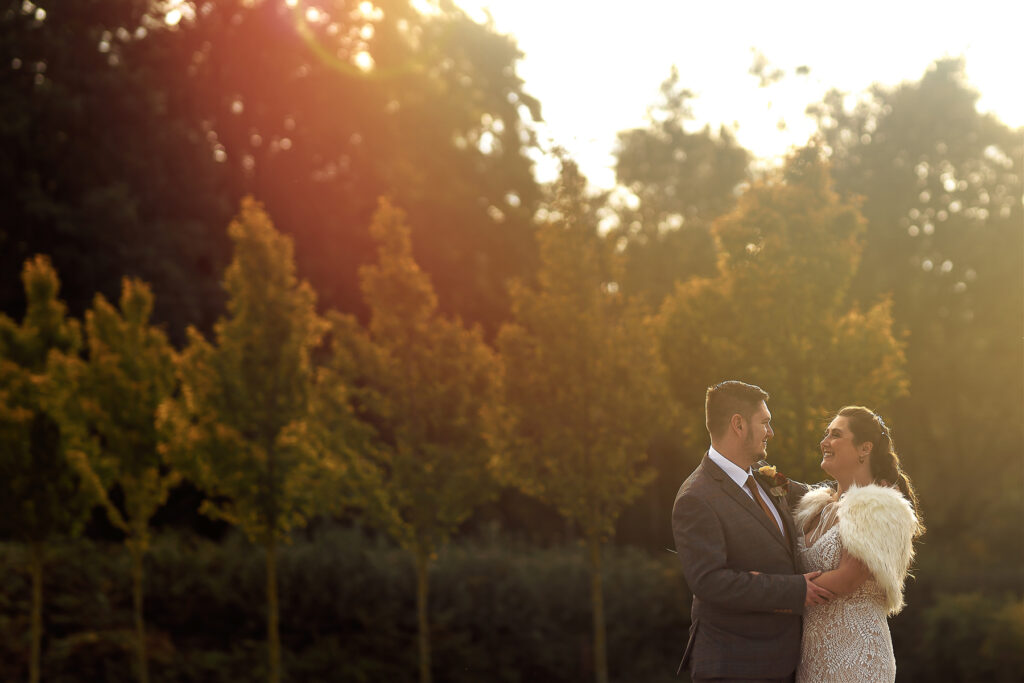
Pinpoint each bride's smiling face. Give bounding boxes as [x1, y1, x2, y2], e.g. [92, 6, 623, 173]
[819, 417, 863, 479]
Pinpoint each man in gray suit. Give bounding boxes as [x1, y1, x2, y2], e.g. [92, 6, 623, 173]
[672, 381, 832, 682]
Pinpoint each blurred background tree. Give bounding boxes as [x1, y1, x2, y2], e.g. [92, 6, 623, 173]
[0, 256, 94, 683]
[56, 278, 179, 683]
[497, 160, 671, 683]
[658, 150, 908, 482]
[164, 199, 336, 683]
[159, 0, 543, 332]
[0, 0, 233, 340]
[612, 67, 751, 309]
[354, 198, 503, 683]
[807, 57, 1024, 577]
[0, 0, 543, 338]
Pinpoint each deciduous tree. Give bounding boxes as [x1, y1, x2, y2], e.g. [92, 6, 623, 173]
[659, 150, 907, 481]
[612, 67, 751, 307]
[807, 59, 1023, 562]
[56, 278, 178, 683]
[0, 1, 231, 339]
[163, 198, 342, 683]
[355, 198, 502, 683]
[497, 161, 671, 683]
[0, 256, 93, 683]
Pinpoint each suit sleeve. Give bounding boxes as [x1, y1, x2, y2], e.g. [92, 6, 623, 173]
[673, 493, 807, 614]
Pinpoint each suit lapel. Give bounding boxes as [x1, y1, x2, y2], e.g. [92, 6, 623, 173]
[702, 454, 791, 554]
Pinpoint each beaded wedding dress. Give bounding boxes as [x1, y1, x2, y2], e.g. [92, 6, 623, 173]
[794, 485, 917, 683]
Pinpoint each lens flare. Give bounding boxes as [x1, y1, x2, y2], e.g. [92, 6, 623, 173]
[286, 1, 419, 80]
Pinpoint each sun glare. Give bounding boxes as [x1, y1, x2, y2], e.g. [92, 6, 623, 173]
[354, 51, 375, 72]
[453, 0, 1024, 187]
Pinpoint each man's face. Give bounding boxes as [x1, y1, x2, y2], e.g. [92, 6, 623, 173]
[743, 401, 774, 460]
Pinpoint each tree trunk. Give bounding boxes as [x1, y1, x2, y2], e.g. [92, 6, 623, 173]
[267, 534, 281, 683]
[588, 534, 609, 683]
[130, 545, 149, 683]
[414, 550, 432, 683]
[29, 541, 43, 683]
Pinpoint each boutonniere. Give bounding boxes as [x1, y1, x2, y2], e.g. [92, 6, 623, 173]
[756, 464, 789, 498]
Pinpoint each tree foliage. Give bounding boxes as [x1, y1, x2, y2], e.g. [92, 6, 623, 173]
[807, 58, 1023, 563]
[0, 0, 232, 338]
[1, 0, 543, 339]
[612, 67, 751, 306]
[55, 278, 179, 683]
[158, 0, 543, 330]
[0, 256, 93, 683]
[354, 197, 503, 683]
[163, 198, 345, 683]
[497, 161, 671, 683]
[0, 256, 89, 542]
[659, 150, 907, 481]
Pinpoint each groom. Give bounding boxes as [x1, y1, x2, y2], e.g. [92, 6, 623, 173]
[672, 380, 831, 682]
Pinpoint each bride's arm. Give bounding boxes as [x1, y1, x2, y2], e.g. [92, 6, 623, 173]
[811, 551, 871, 596]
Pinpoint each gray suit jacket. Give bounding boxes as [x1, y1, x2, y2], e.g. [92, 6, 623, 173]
[672, 453, 809, 679]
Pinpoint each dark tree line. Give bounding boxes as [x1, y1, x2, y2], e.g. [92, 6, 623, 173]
[1, 0, 542, 340]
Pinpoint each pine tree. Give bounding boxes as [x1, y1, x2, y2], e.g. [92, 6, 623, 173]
[496, 161, 671, 683]
[0, 256, 93, 683]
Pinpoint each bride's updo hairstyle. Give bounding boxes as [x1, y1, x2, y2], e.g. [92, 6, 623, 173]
[837, 405, 925, 537]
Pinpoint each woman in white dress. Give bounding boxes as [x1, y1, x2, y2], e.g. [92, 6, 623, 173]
[795, 406, 924, 683]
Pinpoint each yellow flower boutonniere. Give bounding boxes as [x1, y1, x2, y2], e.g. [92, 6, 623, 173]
[757, 464, 789, 498]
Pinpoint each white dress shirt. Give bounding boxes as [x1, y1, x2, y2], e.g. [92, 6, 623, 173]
[708, 445, 786, 535]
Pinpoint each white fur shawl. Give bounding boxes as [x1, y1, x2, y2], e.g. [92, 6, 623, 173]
[794, 486, 835, 531]
[796, 484, 919, 615]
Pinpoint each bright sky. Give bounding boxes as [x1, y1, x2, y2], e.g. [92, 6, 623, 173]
[455, 0, 1024, 189]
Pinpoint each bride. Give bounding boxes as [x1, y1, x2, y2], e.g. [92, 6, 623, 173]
[795, 406, 924, 683]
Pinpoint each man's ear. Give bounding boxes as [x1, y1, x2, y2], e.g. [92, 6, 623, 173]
[730, 413, 745, 435]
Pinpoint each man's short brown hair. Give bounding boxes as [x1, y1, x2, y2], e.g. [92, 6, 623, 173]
[705, 381, 769, 438]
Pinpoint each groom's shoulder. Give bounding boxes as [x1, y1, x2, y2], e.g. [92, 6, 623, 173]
[675, 454, 718, 501]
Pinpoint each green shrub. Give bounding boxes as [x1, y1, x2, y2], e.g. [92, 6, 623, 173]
[911, 592, 1024, 682]
[0, 526, 690, 682]
[6, 527, 1019, 682]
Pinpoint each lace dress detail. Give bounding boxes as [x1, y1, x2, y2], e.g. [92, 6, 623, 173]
[796, 503, 896, 683]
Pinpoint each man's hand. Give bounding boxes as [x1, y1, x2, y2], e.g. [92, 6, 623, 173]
[804, 571, 833, 606]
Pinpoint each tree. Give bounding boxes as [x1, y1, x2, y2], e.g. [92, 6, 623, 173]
[55, 278, 178, 683]
[163, 198, 349, 683]
[612, 67, 751, 307]
[0, 256, 94, 683]
[164, 0, 543, 331]
[609, 70, 753, 546]
[2, 0, 543, 341]
[496, 161, 671, 683]
[0, 0, 232, 339]
[806, 59, 1023, 567]
[659, 149, 908, 481]
[354, 198, 503, 683]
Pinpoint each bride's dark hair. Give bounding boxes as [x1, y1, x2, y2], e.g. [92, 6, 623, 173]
[837, 406, 925, 538]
